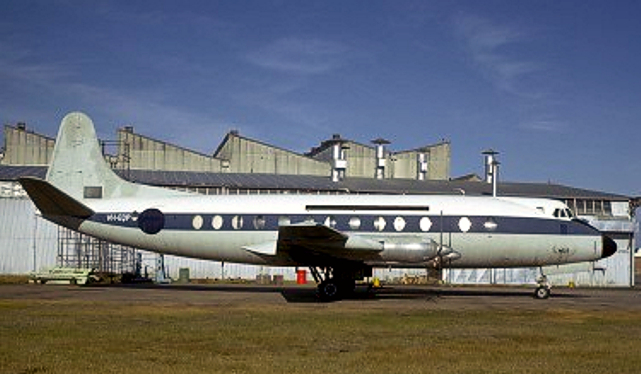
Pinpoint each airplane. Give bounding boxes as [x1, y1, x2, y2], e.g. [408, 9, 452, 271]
[19, 112, 617, 300]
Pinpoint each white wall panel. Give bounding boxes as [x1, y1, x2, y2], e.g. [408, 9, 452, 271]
[0, 198, 58, 274]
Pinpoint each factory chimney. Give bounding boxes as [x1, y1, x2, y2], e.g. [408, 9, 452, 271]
[416, 153, 428, 181]
[482, 149, 500, 197]
[371, 138, 390, 179]
[330, 134, 348, 182]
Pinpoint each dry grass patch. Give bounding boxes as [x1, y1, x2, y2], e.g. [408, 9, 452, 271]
[1, 299, 641, 374]
[0, 275, 29, 284]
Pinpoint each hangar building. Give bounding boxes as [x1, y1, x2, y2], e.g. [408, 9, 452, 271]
[0, 122, 636, 286]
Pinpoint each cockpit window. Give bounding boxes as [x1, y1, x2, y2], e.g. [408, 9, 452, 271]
[553, 208, 573, 219]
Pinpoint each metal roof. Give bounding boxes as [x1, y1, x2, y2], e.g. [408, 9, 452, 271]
[0, 165, 47, 180]
[0, 165, 630, 201]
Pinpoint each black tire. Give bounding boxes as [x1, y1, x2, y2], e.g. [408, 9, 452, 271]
[318, 280, 341, 301]
[534, 286, 550, 299]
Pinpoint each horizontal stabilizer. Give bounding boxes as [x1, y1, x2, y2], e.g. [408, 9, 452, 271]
[19, 177, 94, 218]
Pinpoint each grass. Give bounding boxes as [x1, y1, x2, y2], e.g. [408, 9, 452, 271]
[0, 275, 29, 285]
[1, 298, 640, 374]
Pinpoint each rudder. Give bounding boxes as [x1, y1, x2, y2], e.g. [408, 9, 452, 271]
[46, 112, 189, 201]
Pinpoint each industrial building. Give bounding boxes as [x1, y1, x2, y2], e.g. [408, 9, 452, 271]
[0, 121, 636, 287]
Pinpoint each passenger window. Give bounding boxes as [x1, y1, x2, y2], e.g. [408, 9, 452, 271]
[192, 215, 204, 230]
[278, 216, 291, 226]
[393, 217, 406, 232]
[484, 217, 498, 231]
[232, 215, 244, 230]
[349, 217, 361, 230]
[458, 217, 472, 232]
[419, 217, 432, 232]
[253, 215, 266, 229]
[374, 216, 386, 232]
[212, 215, 223, 230]
[324, 216, 337, 228]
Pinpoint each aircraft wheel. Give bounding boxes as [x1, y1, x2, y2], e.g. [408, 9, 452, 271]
[534, 286, 550, 299]
[318, 280, 341, 301]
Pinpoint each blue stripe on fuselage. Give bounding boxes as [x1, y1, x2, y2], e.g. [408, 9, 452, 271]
[90, 213, 599, 236]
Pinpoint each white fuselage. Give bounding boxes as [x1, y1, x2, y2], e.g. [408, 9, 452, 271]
[70, 193, 605, 269]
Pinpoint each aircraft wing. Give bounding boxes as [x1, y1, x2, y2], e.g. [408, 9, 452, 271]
[278, 223, 348, 244]
[243, 223, 384, 261]
[276, 223, 384, 262]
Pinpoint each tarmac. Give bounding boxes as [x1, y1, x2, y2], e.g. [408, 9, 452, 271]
[1, 283, 640, 311]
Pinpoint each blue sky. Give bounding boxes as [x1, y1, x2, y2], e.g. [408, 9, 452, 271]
[1, 1, 639, 196]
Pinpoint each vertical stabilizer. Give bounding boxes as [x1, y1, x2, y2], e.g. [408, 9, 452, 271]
[46, 112, 189, 200]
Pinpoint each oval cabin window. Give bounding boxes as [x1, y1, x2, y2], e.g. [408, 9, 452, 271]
[374, 216, 386, 232]
[232, 215, 244, 230]
[212, 215, 223, 230]
[393, 217, 406, 231]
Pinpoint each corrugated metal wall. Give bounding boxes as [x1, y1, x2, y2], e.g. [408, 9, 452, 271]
[343, 142, 377, 178]
[118, 130, 222, 172]
[1, 126, 54, 166]
[216, 134, 330, 176]
[0, 198, 58, 274]
[390, 152, 419, 179]
[311, 141, 451, 180]
[151, 252, 298, 280]
[427, 142, 450, 180]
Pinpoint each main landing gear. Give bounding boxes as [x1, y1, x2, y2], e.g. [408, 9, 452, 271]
[309, 266, 369, 301]
[534, 273, 551, 299]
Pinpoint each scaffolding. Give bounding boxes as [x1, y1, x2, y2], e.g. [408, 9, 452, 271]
[56, 226, 138, 276]
[55, 137, 137, 277]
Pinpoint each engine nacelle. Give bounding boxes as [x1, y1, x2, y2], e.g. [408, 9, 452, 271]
[379, 241, 440, 263]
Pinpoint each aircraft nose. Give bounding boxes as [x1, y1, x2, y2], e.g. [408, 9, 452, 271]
[601, 235, 617, 259]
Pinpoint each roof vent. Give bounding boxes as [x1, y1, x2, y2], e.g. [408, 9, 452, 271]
[482, 149, 500, 197]
[417, 153, 428, 181]
[330, 140, 348, 182]
[371, 138, 390, 179]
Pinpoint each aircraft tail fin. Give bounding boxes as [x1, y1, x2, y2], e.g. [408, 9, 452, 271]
[45, 112, 189, 201]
